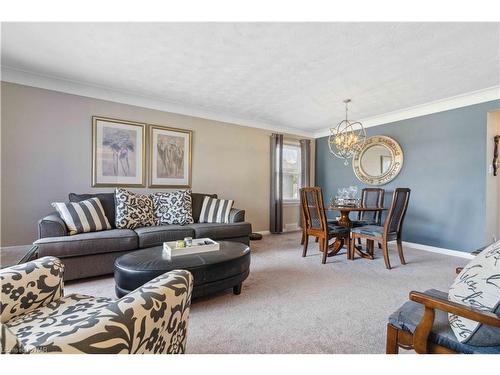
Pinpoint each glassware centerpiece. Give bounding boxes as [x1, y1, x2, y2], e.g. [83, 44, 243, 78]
[334, 185, 360, 207]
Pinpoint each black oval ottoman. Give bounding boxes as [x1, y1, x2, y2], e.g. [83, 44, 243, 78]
[114, 241, 250, 299]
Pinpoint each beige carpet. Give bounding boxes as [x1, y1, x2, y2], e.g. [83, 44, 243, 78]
[65, 232, 468, 354]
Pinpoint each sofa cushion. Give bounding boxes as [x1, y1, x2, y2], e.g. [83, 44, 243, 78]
[134, 225, 195, 248]
[388, 289, 500, 354]
[187, 222, 252, 241]
[115, 188, 155, 229]
[69, 192, 116, 228]
[191, 193, 217, 223]
[34, 229, 138, 258]
[152, 190, 194, 225]
[448, 240, 500, 346]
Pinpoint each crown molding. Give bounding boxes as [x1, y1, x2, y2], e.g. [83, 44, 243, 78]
[3, 66, 498, 139]
[1, 66, 313, 138]
[314, 85, 500, 138]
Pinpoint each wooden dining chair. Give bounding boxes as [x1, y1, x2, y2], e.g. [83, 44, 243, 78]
[350, 188, 411, 269]
[300, 190, 336, 246]
[356, 188, 385, 226]
[300, 187, 350, 264]
[352, 188, 385, 248]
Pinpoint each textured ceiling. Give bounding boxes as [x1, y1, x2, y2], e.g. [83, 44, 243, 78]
[2, 22, 499, 133]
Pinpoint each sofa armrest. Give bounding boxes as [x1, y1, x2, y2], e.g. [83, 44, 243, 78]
[48, 269, 193, 354]
[38, 212, 68, 239]
[229, 208, 245, 223]
[0, 257, 64, 323]
[409, 290, 500, 353]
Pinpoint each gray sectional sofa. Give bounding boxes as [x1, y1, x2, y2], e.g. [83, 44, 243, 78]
[34, 192, 252, 281]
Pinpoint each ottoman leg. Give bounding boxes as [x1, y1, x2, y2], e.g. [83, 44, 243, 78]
[233, 283, 242, 295]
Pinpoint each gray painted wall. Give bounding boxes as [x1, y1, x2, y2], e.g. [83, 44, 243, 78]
[1, 82, 311, 246]
[315, 100, 500, 252]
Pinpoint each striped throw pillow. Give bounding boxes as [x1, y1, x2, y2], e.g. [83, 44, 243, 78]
[198, 196, 234, 223]
[52, 198, 111, 235]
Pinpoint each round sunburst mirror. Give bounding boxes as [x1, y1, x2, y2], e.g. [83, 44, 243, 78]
[352, 136, 404, 185]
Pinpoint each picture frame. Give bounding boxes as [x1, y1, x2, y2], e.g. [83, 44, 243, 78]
[148, 124, 192, 188]
[92, 116, 146, 187]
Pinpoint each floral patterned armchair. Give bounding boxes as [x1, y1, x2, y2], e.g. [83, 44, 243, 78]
[0, 256, 193, 354]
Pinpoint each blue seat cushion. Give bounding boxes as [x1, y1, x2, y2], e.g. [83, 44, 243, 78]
[351, 225, 384, 237]
[351, 219, 378, 227]
[328, 224, 350, 236]
[388, 289, 500, 354]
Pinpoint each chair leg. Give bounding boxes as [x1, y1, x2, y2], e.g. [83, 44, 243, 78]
[345, 236, 350, 259]
[367, 239, 374, 257]
[302, 234, 309, 257]
[381, 240, 392, 269]
[397, 239, 406, 265]
[357, 237, 361, 245]
[321, 238, 328, 264]
[349, 234, 355, 260]
[315, 237, 319, 243]
[386, 324, 400, 354]
[300, 229, 305, 245]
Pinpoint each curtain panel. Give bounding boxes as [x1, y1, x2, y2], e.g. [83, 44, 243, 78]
[270, 133, 283, 234]
[299, 139, 311, 229]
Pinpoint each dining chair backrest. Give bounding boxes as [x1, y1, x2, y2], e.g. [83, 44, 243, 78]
[384, 188, 411, 236]
[358, 188, 385, 224]
[300, 187, 328, 233]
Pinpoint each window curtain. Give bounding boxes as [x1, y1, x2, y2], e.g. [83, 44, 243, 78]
[270, 133, 283, 234]
[299, 139, 311, 229]
[300, 139, 311, 189]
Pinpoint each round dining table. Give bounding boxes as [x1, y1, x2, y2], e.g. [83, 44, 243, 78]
[325, 205, 386, 259]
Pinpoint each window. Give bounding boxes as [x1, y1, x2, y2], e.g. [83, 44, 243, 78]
[282, 143, 301, 201]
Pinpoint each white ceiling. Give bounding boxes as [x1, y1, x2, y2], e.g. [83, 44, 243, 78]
[2, 22, 500, 135]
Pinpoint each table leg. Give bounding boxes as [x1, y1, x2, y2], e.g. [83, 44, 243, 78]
[337, 209, 353, 228]
[327, 238, 345, 257]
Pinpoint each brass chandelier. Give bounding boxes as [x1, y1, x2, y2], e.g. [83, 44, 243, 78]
[328, 99, 366, 165]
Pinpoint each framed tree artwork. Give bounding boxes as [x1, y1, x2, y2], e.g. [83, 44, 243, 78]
[92, 116, 146, 187]
[149, 124, 192, 188]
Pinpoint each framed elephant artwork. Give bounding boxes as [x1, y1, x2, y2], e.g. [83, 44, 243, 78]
[148, 124, 192, 188]
[92, 116, 146, 187]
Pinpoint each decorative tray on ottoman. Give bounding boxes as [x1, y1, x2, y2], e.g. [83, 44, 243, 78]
[163, 238, 220, 258]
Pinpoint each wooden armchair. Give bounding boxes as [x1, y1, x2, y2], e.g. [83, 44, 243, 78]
[386, 268, 500, 354]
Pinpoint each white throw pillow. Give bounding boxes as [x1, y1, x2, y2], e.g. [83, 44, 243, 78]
[448, 240, 500, 346]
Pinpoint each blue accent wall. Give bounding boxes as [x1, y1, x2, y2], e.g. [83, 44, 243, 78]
[315, 100, 500, 252]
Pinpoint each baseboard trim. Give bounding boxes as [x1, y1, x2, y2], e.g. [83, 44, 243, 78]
[255, 232, 474, 259]
[401, 241, 474, 259]
[255, 228, 301, 236]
